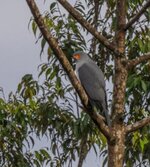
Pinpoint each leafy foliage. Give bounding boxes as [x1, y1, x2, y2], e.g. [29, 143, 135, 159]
[0, 0, 150, 166]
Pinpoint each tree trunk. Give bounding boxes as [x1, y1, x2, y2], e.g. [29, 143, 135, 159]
[107, 58, 128, 166]
[108, 125, 125, 167]
[108, 0, 127, 166]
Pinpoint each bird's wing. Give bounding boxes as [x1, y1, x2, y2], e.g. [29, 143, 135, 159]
[77, 63, 105, 102]
[77, 62, 110, 125]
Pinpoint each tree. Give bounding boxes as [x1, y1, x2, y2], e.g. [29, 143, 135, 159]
[0, 0, 150, 167]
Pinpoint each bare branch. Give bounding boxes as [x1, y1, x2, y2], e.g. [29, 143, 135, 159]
[125, 117, 150, 134]
[88, 111, 111, 139]
[77, 135, 89, 167]
[126, 52, 150, 70]
[90, 0, 100, 55]
[125, 0, 150, 30]
[57, 0, 118, 54]
[26, 0, 111, 140]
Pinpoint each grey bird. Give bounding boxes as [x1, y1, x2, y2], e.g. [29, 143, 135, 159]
[73, 51, 110, 126]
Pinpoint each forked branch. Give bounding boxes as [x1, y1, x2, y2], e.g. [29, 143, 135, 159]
[125, 117, 150, 134]
[125, 0, 150, 30]
[57, 0, 118, 54]
[26, 0, 111, 140]
[127, 52, 150, 69]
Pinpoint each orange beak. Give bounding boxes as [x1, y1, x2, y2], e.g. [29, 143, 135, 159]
[73, 54, 81, 60]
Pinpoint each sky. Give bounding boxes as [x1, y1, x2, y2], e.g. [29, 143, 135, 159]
[0, 1, 101, 166]
[0, 0, 42, 96]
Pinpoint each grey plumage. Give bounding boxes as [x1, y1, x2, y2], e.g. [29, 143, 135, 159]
[73, 51, 110, 125]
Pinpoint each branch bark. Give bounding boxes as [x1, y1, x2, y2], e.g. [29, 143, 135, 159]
[125, 117, 150, 134]
[90, 0, 100, 56]
[124, 0, 150, 30]
[26, 0, 111, 140]
[57, 0, 118, 54]
[77, 135, 89, 167]
[126, 52, 150, 70]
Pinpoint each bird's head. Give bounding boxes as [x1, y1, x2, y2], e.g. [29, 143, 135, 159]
[72, 51, 90, 62]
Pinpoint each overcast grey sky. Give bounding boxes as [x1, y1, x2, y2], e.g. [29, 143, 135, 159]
[0, 0, 42, 96]
[0, 1, 102, 166]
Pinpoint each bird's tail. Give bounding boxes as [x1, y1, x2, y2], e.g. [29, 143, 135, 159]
[103, 106, 111, 126]
[89, 100, 111, 126]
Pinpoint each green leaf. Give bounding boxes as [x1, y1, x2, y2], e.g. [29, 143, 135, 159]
[40, 38, 46, 56]
[50, 2, 56, 11]
[40, 149, 50, 159]
[32, 20, 37, 36]
[141, 80, 147, 92]
[17, 83, 22, 93]
[140, 139, 144, 152]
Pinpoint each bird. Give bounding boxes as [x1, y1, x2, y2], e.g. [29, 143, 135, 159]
[73, 51, 110, 126]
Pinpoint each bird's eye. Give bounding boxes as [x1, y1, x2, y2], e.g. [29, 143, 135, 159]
[73, 54, 81, 60]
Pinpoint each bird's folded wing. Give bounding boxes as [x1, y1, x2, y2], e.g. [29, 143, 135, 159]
[77, 63, 105, 102]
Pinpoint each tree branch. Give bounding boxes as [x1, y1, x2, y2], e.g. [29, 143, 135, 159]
[26, 0, 111, 140]
[125, 117, 150, 134]
[90, 0, 100, 56]
[126, 52, 150, 70]
[124, 0, 150, 30]
[77, 135, 89, 167]
[89, 111, 111, 139]
[57, 0, 118, 54]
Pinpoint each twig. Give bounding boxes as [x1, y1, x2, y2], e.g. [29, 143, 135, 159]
[57, 0, 118, 54]
[90, 0, 100, 56]
[77, 135, 89, 167]
[26, 0, 111, 140]
[124, 0, 150, 30]
[125, 117, 150, 134]
[126, 52, 150, 70]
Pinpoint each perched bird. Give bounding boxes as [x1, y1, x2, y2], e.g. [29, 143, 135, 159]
[73, 51, 110, 125]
